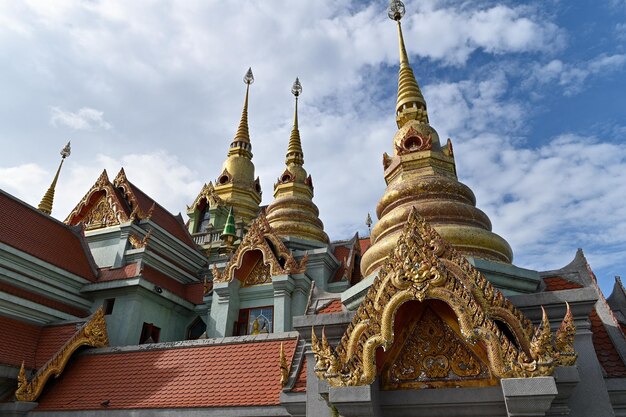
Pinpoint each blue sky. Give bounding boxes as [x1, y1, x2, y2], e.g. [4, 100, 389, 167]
[0, 0, 624, 294]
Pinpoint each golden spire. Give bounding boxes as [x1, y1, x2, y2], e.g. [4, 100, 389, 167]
[265, 77, 329, 243]
[286, 77, 304, 166]
[228, 67, 254, 156]
[38, 141, 71, 215]
[389, 0, 428, 127]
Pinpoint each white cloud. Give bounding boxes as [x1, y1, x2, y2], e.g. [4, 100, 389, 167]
[50, 107, 113, 131]
[0, 163, 49, 207]
[529, 54, 626, 95]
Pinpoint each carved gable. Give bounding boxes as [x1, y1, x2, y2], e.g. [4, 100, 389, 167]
[212, 213, 307, 283]
[381, 305, 495, 390]
[65, 170, 130, 229]
[312, 208, 577, 388]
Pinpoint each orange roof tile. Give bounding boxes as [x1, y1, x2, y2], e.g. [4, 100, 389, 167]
[98, 263, 140, 281]
[36, 337, 298, 410]
[35, 323, 80, 369]
[317, 299, 344, 314]
[0, 315, 41, 368]
[590, 308, 626, 377]
[124, 181, 196, 249]
[291, 358, 307, 392]
[544, 277, 583, 291]
[0, 190, 97, 281]
[359, 237, 371, 255]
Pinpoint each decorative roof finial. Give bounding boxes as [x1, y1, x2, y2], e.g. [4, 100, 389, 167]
[388, 0, 428, 127]
[286, 77, 304, 166]
[366, 212, 373, 234]
[38, 141, 71, 215]
[231, 68, 254, 149]
[388, 0, 405, 21]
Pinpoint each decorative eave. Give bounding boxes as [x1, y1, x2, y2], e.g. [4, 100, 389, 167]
[64, 170, 130, 228]
[312, 208, 577, 387]
[15, 307, 109, 402]
[113, 168, 155, 221]
[188, 182, 226, 212]
[212, 213, 308, 283]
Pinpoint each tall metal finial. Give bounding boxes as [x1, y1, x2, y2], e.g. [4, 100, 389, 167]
[286, 77, 304, 166]
[388, 0, 405, 21]
[38, 141, 72, 215]
[291, 77, 302, 97]
[366, 213, 373, 234]
[243, 67, 254, 85]
[60, 141, 71, 159]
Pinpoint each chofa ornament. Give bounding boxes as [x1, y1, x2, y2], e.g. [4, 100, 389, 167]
[312, 208, 577, 387]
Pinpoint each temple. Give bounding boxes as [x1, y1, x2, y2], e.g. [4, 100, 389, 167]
[1, 2, 625, 416]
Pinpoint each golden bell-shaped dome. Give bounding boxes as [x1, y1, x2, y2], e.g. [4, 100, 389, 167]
[266, 78, 329, 244]
[360, 7, 512, 277]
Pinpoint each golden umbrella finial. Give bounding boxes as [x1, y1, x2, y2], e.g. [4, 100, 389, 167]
[231, 68, 254, 148]
[388, 0, 428, 127]
[286, 77, 304, 166]
[38, 141, 71, 215]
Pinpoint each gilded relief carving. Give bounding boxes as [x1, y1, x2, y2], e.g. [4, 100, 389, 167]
[212, 213, 307, 283]
[83, 196, 120, 230]
[312, 208, 577, 388]
[15, 307, 109, 402]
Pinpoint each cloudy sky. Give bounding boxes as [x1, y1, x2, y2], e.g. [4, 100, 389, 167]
[0, 0, 624, 293]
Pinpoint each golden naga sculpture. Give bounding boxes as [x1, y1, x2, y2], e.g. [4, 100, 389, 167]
[212, 212, 308, 283]
[16, 307, 109, 402]
[280, 342, 290, 387]
[360, 0, 512, 276]
[266, 77, 329, 243]
[312, 208, 576, 388]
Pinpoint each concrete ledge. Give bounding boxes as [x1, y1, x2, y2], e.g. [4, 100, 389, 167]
[29, 406, 291, 417]
[502, 377, 557, 417]
[330, 385, 380, 417]
[0, 401, 38, 417]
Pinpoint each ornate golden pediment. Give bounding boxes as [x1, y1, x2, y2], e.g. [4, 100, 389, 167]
[212, 213, 308, 283]
[16, 307, 109, 402]
[189, 182, 226, 211]
[65, 170, 130, 228]
[312, 208, 576, 387]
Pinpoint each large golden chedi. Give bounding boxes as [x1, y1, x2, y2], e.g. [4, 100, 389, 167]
[360, 10, 512, 277]
[266, 78, 329, 243]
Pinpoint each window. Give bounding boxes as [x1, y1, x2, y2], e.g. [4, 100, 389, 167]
[103, 298, 115, 315]
[187, 317, 207, 340]
[139, 322, 161, 344]
[234, 306, 273, 336]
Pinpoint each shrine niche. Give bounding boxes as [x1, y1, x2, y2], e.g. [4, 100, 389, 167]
[212, 213, 307, 283]
[312, 208, 577, 388]
[381, 302, 496, 390]
[188, 182, 226, 212]
[235, 249, 272, 287]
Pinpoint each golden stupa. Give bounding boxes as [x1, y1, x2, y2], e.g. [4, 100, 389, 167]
[213, 68, 262, 225]
[360, 5, 512, 277]
[266, 78, 329, 243]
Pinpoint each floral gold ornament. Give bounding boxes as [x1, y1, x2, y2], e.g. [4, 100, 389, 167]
[280, 342, 290, 387]
[15, 307, 109, 402]
[128, 229, 152, 249]
[212, 212, 308, 283]
[312, 208, 576, 387]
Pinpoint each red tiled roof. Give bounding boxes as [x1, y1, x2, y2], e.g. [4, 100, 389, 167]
[544, 277, 583, 291]
[184, 282, 205, 305]
[0, 190, 97, 281]
[291, 358, 307, 392]
[590, 308, 626, 377]
[0, 280, 89, 318]
[35, 323, 79, 369]
[0, 315, 41, 368]
[359, 238, 371, 255]
[0, 316, 81, 370]
[124, 181, 196, 249]
[98, 263, 140, 282]
[36, 338, 298, 410]
[317, 299, 344, 314]
[331, 246, 351, 282]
